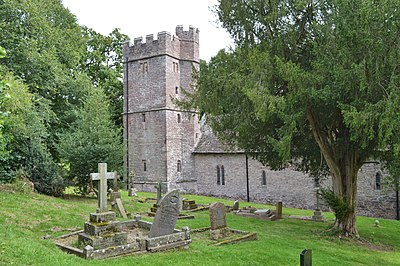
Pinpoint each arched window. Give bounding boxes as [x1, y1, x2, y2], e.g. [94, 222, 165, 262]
[375, 172, 381, 190]
[221, 165, 225, 185]
[142, 113, 146, 122]
[216, 165, 220, 185]
[177, 113, 181, 123]
[262, 170, 267, 186]
[175, 86, 179, 94]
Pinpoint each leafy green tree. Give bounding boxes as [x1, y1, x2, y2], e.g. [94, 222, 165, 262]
[80, 27, 128, 127]
[57, 87, 123, 195]
[0, 70, 64, 195]
[189, 0, 400, 236]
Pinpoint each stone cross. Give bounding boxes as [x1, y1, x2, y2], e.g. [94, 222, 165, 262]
[209, 202, 227, 230]
[90, 163, 115, 213]
[148, 189, 181, 238]
[300, 249, 312, 266]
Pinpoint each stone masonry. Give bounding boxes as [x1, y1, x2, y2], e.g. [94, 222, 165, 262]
[123, 26, 398, 220]
[123, 26, 201, 192]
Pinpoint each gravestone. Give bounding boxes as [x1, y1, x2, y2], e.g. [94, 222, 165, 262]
[155, 182, 163, 204]
[90, 163, 115, 214]
[276, 202, 283, 219]
[209, 202, 227, 230]
[233, 200, 240, 211]
[110, 171, 121, 204]
[148, 189, 181, 238]
[300, 249, 312, 266]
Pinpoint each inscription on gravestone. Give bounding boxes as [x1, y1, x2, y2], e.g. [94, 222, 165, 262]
[210, 202, 227, 230]
[148, 190, 181, 238]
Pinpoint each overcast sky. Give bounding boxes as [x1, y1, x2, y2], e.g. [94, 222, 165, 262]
[61, 0, 233, 61]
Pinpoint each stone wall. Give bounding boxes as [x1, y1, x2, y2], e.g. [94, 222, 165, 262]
[194, 153, 398, 219]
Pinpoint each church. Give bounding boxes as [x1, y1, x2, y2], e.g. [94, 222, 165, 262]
[122, 25, 398, 220]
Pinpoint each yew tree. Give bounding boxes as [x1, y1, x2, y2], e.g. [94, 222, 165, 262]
[192, 0, 400, 236]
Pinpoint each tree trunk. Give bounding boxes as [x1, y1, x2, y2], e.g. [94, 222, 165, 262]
[306, 108, 361, 237]
[330, 153, 360, 237]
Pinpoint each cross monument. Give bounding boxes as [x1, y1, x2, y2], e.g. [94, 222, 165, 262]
[90, 163, 115, 213]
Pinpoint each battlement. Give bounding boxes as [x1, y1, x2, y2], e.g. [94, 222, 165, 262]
[123, 25, 199, 62]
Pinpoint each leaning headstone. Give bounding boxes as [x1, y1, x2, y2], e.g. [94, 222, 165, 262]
[116, 198, 128, 219]
[233, 200, 240, 211]
[276, 202, 283, 219]
[210, 202, 227, 230]
[148, 189, 181, 238]
[300, 249, 312, 266]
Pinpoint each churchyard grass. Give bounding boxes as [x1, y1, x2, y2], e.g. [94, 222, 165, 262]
[0, 187, 399, 265]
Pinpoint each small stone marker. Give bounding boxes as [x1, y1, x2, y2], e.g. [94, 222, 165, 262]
[210, 202, 227, 230]
[115, 198, 128, 218]
[300, 249, 312, 266]
[148, 189, 181, 238]
[90, 163, 115, 213]
[233, 200, 239, 211]
[276, 202, 283, 219]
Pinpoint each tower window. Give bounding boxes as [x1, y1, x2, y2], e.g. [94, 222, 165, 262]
[177, 113, 181, 123]
[216, 165, 225, 185]
[139, 61, 148, 74]
[175, 86, 179, 94]
[142, 160, 147, 171]
[177, 160, 182, 172]
[262, 170, 266, 186]
[142, 113, 146, 122]
[173, 62, 179, 72]
[375, 172, 381, 190]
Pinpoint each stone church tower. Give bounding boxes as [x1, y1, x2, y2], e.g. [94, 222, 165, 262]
[123, 25, 200, 192]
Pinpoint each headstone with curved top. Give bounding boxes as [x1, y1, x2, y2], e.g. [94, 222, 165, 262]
[148, 189, 181, 238]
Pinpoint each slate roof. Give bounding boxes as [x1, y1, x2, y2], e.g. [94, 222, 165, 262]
[193, 119, 243, 154]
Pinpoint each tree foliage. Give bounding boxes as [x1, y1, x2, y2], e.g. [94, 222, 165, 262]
[57, 88, 123, 195]
[0, 0, 126, 196]
[80, 27, 128, 127]
[189, 0, 400, 236]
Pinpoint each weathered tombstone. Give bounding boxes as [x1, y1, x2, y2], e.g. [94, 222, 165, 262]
[90, 163, 115, 214]
[148, 189, 181, 238]
[155, 182, 163, 204]
[300, 249, 312, 266]
[233, 200, 240, 211]
[110, 171, 121, 203]
[276, 202, 283, 219]
[116, 198, 128, 218]
[209, 202, 227, 230]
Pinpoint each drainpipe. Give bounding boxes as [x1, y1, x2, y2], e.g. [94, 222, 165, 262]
[246, 154, 250, 202]
[396, 183, 399, 220]
[125, 57, 130, 190]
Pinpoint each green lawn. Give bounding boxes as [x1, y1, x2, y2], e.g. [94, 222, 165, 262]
[0, 185, 399, 266]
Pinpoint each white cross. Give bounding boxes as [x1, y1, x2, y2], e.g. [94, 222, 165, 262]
[90, 163, 115, 213]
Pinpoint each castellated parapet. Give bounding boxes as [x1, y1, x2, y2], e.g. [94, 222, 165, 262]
[123, 25, 199, 63]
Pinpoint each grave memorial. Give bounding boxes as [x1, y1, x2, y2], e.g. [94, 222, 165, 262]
[54, 164, 191, 259]
[234, 202, 283, 221]
[192, 202, 257, 245]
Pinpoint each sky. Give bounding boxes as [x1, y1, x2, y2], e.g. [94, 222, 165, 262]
[61, 0, 233, 61]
